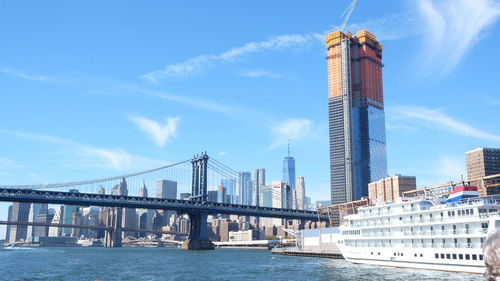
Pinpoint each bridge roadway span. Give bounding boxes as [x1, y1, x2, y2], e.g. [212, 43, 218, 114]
[0, 188, 329, 221]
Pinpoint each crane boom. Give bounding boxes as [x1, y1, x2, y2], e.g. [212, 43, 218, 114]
[340, 0, 357, 32]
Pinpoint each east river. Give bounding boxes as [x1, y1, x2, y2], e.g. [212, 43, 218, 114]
[0, 247, 483, 280]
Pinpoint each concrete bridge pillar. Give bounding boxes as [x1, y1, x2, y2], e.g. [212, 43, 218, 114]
[105, 207, 122, 247]
[181, 211, 214, 250]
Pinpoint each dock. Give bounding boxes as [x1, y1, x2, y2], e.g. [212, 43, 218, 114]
[271, 247, 344, 259]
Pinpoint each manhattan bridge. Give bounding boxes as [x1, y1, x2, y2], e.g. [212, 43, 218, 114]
[0, 152, 328, 250]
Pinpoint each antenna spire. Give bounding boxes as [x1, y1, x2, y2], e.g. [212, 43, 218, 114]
[288, 139, 290, 157]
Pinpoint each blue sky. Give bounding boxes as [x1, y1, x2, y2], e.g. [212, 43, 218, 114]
[1, 0, 500, 237]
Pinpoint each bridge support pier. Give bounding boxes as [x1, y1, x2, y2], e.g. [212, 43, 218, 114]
[181, 212, 214, 250]
[104, 207, 122, 247]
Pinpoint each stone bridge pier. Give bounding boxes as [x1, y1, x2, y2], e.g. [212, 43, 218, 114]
[104, 207, 122, 247]
[181, 211, 214, 250]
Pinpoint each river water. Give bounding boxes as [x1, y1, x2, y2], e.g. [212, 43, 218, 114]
[0, 247, 483, 280]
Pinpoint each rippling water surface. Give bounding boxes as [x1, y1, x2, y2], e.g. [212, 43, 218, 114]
[0, 247, 483, 280]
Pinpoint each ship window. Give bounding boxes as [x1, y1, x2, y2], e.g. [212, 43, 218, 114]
[378, 252, 380, 255]
[466, 254, 470, 260]
[371, 252, 373, 255]
[420, 254, 423, 257]
[435, 253, 439, 259]
[482, 223, 489, 229]
[466, 209, 470, 215]
[448, 211, 451, 216]
[431, 226, 434, 231]
[394, 253, 397, 256]
[472, 254, 477, 260]
[446, 254, 451, 259]
[414, 253, 417, 257]
[399, 217, 402, 221]
[441, 254, 445, 259]
[401, 253, 403, 256]
[459, 254, 463, 259]
[453, 254, 457, 259]
[430, 214, 433, 218]
[480, 255, 484, 260]
[470, 209, 474, 215]
[440, 212, 443, 217]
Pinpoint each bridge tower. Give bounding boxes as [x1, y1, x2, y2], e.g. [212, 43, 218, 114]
[181, 152, 214, 250]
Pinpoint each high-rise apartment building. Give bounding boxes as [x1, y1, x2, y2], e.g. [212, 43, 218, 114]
[239, 171, 252, 205]
[156, 179, 177, 199]
[466, 147, 500, 195]
[466, 148, 500, 179]
[221, 178, 236, 204]
[326, 29, 388, 204]
[296, 176, 305, 210]
[252, 168, 265, 206]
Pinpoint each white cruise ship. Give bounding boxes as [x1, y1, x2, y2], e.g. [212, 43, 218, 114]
[336, 185, 500, 273]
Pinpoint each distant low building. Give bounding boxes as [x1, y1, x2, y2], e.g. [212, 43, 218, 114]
[368, 174, 416, 203]
[229, 229, 264, 241]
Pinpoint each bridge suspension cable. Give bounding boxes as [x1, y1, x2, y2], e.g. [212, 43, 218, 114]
[0, 159, 192, 190]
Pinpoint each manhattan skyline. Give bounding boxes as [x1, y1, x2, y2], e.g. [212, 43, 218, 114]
[1, 0, 500, 237]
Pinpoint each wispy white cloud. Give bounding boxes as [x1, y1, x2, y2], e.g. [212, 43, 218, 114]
[416, 0, 500, 76]
[389, 105, 500, 142]
[0, 68, 54, 82]
[269, 119, 313, 149]
[141, 89, 242, 114]
[129, 116, 180, 147]
[217, 152, 227, 156]
[140, 33, 323, 83]
[0, 129, 165, 170]
[237, 70, 284, 79]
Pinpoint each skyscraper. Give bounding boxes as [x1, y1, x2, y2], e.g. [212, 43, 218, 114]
[239, 171, 252, 205]
[221, 178, 236, 204]
[156, 179, 177, 199]
[156, 179, 177, 227]
[326, 29, 388, 204]
[252, 168, 265, 206]
[8, 202, 30, 243]
[282, 143, 296, 189]
[296, 176, 305, 210]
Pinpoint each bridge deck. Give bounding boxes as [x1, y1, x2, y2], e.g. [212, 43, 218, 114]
[0, 188, 329, 221]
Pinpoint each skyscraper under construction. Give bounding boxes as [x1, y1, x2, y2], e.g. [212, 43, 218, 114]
[326, 29, 387, 204]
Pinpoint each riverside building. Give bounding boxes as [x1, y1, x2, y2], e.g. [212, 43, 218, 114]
[326, 29, 388, 205]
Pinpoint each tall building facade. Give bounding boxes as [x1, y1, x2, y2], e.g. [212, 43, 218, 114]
[156, 179, 177, 199]
[252, 168, 265, 206]
[296, 176, 305, 210]
[282, 151, 296, 189]
[466, 147, 500, 195]
[326, 29, 388, 204]
[8, 202, 30, 243]
[239, 171, 252, 205]
[466, 148, 500, 179]
[221, 178, 236, 204]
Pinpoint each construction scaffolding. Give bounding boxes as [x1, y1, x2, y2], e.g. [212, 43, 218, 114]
[403, 173, 500, 198]
[317, 198, 370, 226]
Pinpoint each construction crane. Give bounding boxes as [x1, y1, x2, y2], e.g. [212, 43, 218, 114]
[339, 0, 357, 32]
